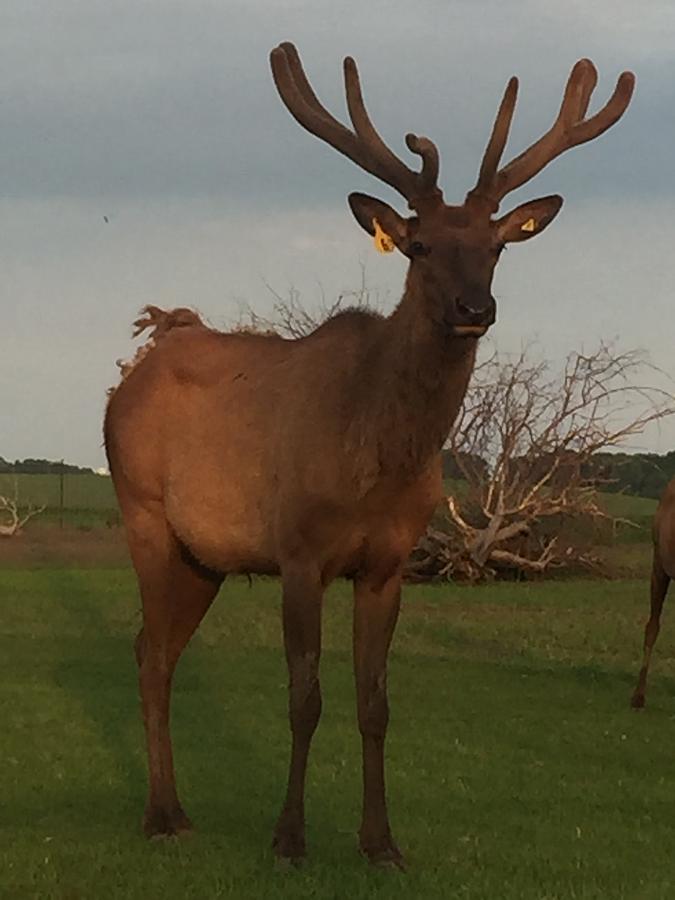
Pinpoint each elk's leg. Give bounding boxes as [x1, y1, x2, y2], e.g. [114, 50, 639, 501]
[126, 504, 221, 837]
[273, 562, 323, 864]
[353, 570, 404, 868]
[631, 549, 671, 709]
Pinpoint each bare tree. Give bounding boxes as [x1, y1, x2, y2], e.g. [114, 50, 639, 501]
[408, 344, 675, 582]
[0, 479, 46, 537]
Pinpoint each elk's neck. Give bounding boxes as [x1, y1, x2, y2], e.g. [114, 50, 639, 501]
[350, 283, 478, 478]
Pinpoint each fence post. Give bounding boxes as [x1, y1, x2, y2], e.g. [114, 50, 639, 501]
[59, 459, 65, 529]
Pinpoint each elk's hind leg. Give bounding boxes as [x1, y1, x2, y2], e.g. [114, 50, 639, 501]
[632, 549, 671, 709]
[125, 502, 222, 837]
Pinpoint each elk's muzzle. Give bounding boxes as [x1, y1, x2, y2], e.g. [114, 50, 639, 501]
[450, 295, 495, 336]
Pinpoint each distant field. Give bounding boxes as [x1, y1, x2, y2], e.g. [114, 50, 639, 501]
[0, 473, 118, 526]
[6, 474, 658, 520]
[0, 473, 117, 510]
[2, 473, 660, 547]
[600, 491, 658, 524]
[574, 491, 657, 548]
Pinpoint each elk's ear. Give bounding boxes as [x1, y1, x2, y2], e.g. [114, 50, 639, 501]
[348, 193, 408, 250]
[495, 195, 563, 244]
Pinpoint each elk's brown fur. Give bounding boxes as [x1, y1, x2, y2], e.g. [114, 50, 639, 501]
[104, 44, 634, 866]
[631, 478, 675, 709]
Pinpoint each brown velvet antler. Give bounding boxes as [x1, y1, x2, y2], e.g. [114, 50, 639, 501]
[468, 59, 635, 209]
[270, 42, 442, 206]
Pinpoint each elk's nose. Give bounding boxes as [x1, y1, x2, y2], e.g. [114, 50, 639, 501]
[457, 297, 495, 326]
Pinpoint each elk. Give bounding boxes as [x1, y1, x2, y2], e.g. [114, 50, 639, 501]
[631, 477, 675, 709]
[104, 43, 634, 867]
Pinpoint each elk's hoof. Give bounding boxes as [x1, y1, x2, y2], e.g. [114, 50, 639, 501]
[272, 808, 306, 866]
[143, 805, 193, 840]
[272, 829, 306, 867]
[360, 838, 406, 871]
[630, 692, 646, 710]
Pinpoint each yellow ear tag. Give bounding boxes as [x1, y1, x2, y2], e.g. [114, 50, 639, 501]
[521, 217, 537, 233]
[372, 218, 395, 254]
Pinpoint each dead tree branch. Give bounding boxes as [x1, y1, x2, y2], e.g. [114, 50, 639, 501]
[408, 343, 675, 582]
[0, 479, 46, 537]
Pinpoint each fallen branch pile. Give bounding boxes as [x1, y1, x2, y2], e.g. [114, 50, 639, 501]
[407, 343, 673, 582]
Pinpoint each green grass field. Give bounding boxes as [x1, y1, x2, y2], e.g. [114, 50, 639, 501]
[2, 567, 675, 898]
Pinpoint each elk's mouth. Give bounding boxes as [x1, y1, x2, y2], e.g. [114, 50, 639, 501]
[452, 324, 489, 338]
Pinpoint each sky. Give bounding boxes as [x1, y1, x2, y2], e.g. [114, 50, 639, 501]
[2, 0, 675, 468]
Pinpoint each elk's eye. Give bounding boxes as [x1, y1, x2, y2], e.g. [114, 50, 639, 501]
[409, 241, 429, 257]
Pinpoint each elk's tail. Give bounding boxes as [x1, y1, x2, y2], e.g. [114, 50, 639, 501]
[132, 305, 206, 340]
[109, 305, 207, 392]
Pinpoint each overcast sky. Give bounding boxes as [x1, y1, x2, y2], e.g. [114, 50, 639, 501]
[2, 0, 675, 468]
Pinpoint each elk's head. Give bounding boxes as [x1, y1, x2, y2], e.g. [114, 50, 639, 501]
[270, 43, 634, 338]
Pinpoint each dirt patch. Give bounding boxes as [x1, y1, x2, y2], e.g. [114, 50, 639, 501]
[0, 523, 130, 568]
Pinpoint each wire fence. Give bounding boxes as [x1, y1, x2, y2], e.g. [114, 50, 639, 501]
[0, 473, 120, 528]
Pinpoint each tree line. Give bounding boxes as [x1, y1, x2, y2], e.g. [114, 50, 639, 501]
[588, 451, 675, 500]
[0, 457, 94, 475]
[442, 450, 675, 500]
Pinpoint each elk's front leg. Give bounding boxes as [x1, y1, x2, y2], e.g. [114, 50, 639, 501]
[353, 570, 404, 868]
[273, 562, 323, 864]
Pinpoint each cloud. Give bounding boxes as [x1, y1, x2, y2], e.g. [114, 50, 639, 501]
[0, 0, 671, 207]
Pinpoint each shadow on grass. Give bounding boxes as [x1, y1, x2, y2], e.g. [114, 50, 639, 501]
[47, 570, 296, 858]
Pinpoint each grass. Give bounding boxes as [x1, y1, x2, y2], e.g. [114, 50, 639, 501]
[600, 492, 658, 521]
[2, 568, 675, 898]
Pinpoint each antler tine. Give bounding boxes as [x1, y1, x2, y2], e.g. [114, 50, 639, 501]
[270, 44, 360, 158]
[277, 42, 328, 115]
[343, 56, 441, 200]
[468, 76, 519, 206]
[560, 59, 598, 127]
[563, 69, 635, 144]
[406, 133, 440, 192]
[491, 62, 635, 202]
[343, 55, 416, 198]
[271, 42, 442, 205]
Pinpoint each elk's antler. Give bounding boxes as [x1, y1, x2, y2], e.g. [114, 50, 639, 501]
[468, 59, 635, 209]
[270, 42, 442, 206]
